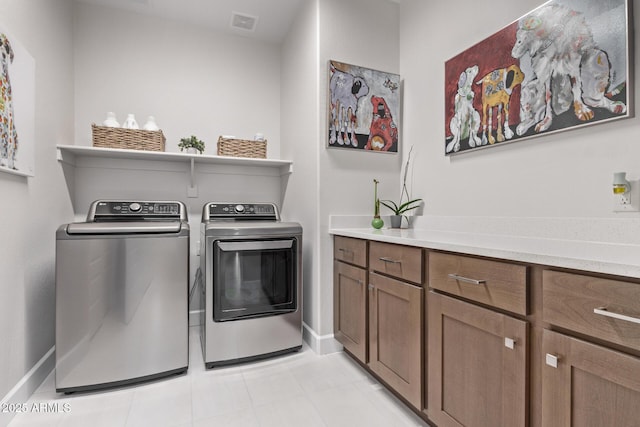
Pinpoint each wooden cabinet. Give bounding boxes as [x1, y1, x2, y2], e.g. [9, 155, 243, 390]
[427, 251, 529, 426]
[368, 242, 424, 410]
[542, 329, 640, 426]
[333, 235, 640, 427]
[333, 237, 424, 411]
[541, 270, 640, 427]
[369, 271, 423, 409]
[333, 237, 368, 363]
[427, 291, 528, 427]
[334, 260, 368, 362]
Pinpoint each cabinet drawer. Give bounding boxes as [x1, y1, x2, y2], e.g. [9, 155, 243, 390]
[543, 270, 640, 352]
[334, 236, 367, 268]
[428, 251, 528, 315]
[369, 241, 423, 284]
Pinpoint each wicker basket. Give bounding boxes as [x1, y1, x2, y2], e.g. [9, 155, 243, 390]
[92, 124, 166, 152]
[217, 136, 266, 159]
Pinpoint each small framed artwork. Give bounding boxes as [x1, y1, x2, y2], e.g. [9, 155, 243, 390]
[327, 60, 400, 153]
[0, 24, 35, 176]
[444, 0, 632, 155]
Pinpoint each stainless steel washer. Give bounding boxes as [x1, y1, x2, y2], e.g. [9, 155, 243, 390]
[55, 200, 189, 393]
[200, 202, 302, 368]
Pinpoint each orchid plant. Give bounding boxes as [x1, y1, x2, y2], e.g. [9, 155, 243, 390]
[380, 146, 422, 217]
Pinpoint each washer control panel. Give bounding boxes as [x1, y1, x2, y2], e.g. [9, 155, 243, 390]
[89, 200, 185, 221]
[205, 203, 278, 220]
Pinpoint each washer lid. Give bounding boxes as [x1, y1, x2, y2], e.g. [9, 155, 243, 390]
[66, 221, 183, 235]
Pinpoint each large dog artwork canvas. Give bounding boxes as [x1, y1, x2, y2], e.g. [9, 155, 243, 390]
[328, 60, 400, 153]
[444, 0, 631, 155]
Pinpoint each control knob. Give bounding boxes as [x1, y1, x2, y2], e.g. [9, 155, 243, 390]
[129, 202, 142, 212]
[235, 204, 245, 213]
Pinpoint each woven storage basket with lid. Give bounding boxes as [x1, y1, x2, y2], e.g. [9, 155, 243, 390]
[92, 124, 166, 151]
[217, 136, 266, 159]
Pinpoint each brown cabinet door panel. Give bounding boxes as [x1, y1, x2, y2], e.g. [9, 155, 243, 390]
[542, 329, 640, 427]
[369, 272, 423, 409]
[334, 261, 367, 363]
[428, 291, 528, 427]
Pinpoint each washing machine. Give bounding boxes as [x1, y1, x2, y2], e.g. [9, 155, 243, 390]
[55, 200, 189, 393]
[199, 202, 302, 368]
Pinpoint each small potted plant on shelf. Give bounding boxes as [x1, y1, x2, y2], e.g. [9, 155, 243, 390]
[380, 146, 422, 228]
[178, 135, 205, 154]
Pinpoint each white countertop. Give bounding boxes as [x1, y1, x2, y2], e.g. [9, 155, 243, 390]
[329, 216, 640, 279]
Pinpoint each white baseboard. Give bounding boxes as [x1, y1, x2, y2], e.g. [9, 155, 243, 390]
[0, 346, 55, 427]
[302, 322, 342, 355]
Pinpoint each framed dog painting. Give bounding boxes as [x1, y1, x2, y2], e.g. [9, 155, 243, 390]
[0, 24, 35, 176]
[327, 60, 400, 153]
[444, 0, 632, 155]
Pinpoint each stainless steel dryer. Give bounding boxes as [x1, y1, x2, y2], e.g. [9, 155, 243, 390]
[200, 202, 302, 368]
[55, 200, 189, 393]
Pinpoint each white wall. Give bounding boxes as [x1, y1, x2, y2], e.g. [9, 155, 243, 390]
[0, 0, 75, 420]
[317, 0, 400, 337]
[72, 3, 291, 313]
[73, 2, 282, 158]
[400, 0, 640, 220]
[282, 0, 400, 345]
[280, 0, 320, 332]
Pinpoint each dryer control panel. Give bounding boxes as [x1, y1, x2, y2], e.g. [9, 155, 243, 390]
[204, 202, 279, 221]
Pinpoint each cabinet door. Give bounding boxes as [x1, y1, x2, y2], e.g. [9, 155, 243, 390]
[428, 291, 528, 427]
[369, 272, 423, 409]
[334, 260, 368, 363]
[542, 329, 640, 427]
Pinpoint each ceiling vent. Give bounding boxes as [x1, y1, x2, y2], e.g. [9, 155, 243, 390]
[230, 12, 258, 32]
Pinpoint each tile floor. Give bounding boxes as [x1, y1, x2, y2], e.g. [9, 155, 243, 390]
[8, 328, 429, 427]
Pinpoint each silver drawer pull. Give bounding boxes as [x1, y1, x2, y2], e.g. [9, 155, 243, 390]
[338, 248, 353, 254]
[545, 353, 559, 368]
[379, 257, 401, 264]
[447, 274, 486, 285]
[594, 307, 640, 325]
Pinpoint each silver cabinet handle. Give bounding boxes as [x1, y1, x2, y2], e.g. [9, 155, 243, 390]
[545, 353, 559, 368]
[368, 284, 375, 290]
[447, 274, 486, 285]
[338, 248, 353, 254]
[504, 337, 516, 349]
[379, 257, 401, 264]
[594, 307, 640, 325]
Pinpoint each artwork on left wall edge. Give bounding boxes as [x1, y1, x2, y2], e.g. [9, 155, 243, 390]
[444, 0, 632, 156]
[0, 24, 35, 177]
[327, 60, 400, 154]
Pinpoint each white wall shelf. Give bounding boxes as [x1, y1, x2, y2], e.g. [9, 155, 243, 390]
[56, 144, 293, 203]
[56, 144, 293, 174]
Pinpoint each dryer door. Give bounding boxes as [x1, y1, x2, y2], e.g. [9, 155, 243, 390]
[212, 238, 298, 321]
